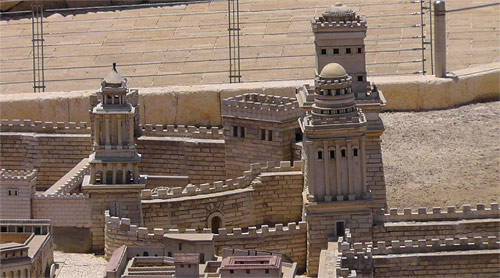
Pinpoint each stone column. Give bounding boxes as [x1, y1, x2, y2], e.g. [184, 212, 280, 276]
[335, 143, 342, 201]
[112, 164, 117, 184]
[129, 115, 134, 147]
[122, 165, 127, 184]
[105, 115, 111, 149]
[322, 141, 331, 201]
[117, 116, 122, 149]
[347, 140, 355, 200]
[90, 166, 96, 184]
[360, 137, 367, 197]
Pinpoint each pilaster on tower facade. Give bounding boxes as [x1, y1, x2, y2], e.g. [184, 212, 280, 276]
[83, 63, 145, 252]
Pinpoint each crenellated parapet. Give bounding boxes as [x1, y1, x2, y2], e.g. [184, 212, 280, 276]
[0, 119, 90, 134]
[222, 93, 301, 123]
[34, 192, 89, 200]
[336, 229, 372, 278]
[141, 161, 302, 200]
[373, 235, 500, 255]
[141, 124, 224, 140]
[383, 203, 500, 222]
[0, 169, 37, 182]
[42, 160, 90, 196]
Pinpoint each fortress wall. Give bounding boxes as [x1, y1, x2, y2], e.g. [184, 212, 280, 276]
[137, 136, 226, 185]
[0, 64, 497, 126]
[373, 250, 500, 277]
[365, 137, 386, 214]
[32, 194, 91, 228]
[372, 218, 500, 246]
[141, 161, 304, 231]
[383, 203, 499, 222]
[0, 133, 92, 189]
[104, 212, 307, 271]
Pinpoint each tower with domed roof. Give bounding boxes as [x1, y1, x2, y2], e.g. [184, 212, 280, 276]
[300, 63, 375, 276]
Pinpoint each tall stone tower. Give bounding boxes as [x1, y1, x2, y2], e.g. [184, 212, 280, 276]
[222, 93, 302, 178]
[83, 64, 145, 251]
[312, 3, 369, 95]
[300, 63, 375, 276]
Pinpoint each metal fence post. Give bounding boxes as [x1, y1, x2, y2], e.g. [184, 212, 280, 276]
[434, 0, 446, 77]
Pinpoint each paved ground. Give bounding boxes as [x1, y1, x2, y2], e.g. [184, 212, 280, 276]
[0, 0, 498, 93]
[54, 251, 108, 278]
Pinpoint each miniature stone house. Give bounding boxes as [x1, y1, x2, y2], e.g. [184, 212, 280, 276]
[219, 255, 283, 278]
[312, 3, 370, 94]
[222, 93, 302, 178]
[174, 253, 200, 278]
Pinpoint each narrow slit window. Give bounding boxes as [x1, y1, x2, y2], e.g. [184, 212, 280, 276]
[317, 150, 323, 160]
[233, 126, 238, 137]
[268, 130, 273, 141]
[179, 243, 182, 251]
[327, 89, 332, 96]
[341, 149, 346, 157]
[261, 129, 266, 140]
[330, 150, 335, 159]
[357, 47, 362, 53]
[353, 149, 358, 157]
[240, 127, 245, 138]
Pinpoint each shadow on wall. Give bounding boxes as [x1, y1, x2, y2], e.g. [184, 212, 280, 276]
[52, 227, 92, 253]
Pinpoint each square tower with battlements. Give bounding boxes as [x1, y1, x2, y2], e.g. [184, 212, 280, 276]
[222, 93, 302, 178]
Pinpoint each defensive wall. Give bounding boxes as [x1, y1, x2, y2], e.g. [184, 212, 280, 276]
[104, 211, 307, 272]
[336, 229, 500, 278]
[0, 122, 228, 188]
[0, 63, 497, 126]
[141, 161, 304, 231]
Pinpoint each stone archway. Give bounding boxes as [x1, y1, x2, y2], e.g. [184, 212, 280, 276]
[207, 211, 225, 234]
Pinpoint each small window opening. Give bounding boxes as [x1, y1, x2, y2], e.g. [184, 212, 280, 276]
[265, 269, 270, 274]
[327, 89, 332, 96]
[14, 190, 17, 196]
[317, 151, 323, 160]
[230, 270, 234, 274]
[330, 150, 335, 159]
[246, 269, 251, 274]
[336, 89, 341, 95]
[8, 190, 11, 196]
[17, 227, 23, 233]
[143, 252, 149, 257]
[341, 150, 346, 157]
[353, 149, 358, 157]
[333, 48, 339, 54]
[336, 221, 346, 237]
[179, 243, 182, 251]
[268, 130, 273, 141]
[321, 49, 327, 55]
[188, 264, 191, 268]
[181, 264, 184, 268]
[357, 47, 362, 53]
[240, 127, 245, 138]
[358, 76, 363, 82]
[233, 126, 238, 137]
[346, 48, 351, 54]
[168, 252, 172, 257]
[1, 227, 7, 232]
[261, 129, 266, 140]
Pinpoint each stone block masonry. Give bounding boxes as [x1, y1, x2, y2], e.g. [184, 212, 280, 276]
[32, 194, 91, 228]
[0, 169, 36, 219]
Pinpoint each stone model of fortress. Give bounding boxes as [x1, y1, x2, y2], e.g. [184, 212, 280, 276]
[0, 4, 498, 278]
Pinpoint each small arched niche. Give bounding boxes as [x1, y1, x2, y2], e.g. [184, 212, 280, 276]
[207, 212, 225, 234]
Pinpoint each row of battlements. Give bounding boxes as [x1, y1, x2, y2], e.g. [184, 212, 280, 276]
[34, 192, 89, 200]
[105, 210, 306, 241]
[314, 77, 352, 86]
[371, 235, 499, 255]
[140, 124, 224, 139]
[142, 161, 303, 200]
[312, 17, 366, 29]
[0, 119, 91, 134]
[222, 94, 301, 122]
[0, 169, 37, 181]
[43, 162, 90, 195]
[383, 203, 500, 222]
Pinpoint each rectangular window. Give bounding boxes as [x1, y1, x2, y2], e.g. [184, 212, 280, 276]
[353, 149, 358, 157]
[317, 151, 323, 160]
[357, 47, 362, 53]
[329, 150, 335, 159]
[268, 130, 273, 141]
[179, 243, 182, 251]
[341, 150, 346, 157]
[240, 127, 245, 138]
[246, 269, 250, 274]
[336, 221, 345, 237]
[233, 126, 238, 137]
[265, 269, 270, 274]
[230, 270, 234, 274]
[168, 252, 172, 257]
[358, 76, 363, 82]
[327, 89, 332, 96]
[346, 48, 351, 54]
[333, 48, 339, 54]
[321, 49, 327, 55]
[261, 129, 266, 140]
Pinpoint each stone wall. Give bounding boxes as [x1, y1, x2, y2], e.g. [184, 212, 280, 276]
[104, 213, 307, 272]
[141, 161, 304, 231]
[0, 169, 36, 219]
[137, 136, 226, 185]
[32, 194, 91, 228]
[0, 132, 92, 189]
[365, 136, 386, 214]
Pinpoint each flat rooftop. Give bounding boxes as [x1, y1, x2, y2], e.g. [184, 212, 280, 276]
[0, 0, 498, 94]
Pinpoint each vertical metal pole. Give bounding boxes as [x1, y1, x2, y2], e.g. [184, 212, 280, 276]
[31, 6, 36, 92]
[434, 0, 446, 77]
[429, 0, 434, 75]
[227, 0, 232, 83]
[236, 0, 241, 83]
[420, 0, 426, 75]
[31, 2, 45, 92]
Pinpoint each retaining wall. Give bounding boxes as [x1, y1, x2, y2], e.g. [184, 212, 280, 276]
[32, 193, 91, 228]
[1, 63, 497, 126]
